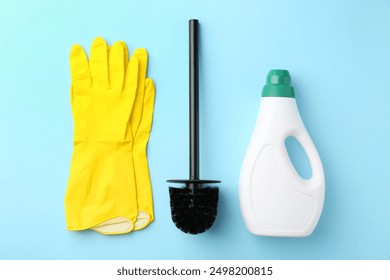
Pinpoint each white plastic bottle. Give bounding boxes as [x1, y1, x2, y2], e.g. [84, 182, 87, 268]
[239, 70, 325, 237]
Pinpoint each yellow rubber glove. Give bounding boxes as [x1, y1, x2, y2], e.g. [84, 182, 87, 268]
[65, 37, 139, 234]
[91, 46, 156, 233]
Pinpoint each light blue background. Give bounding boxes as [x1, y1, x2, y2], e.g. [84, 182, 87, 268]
[1, 0, 390, 260]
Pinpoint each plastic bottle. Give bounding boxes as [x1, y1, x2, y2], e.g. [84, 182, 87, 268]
[239, 70, 325, 237]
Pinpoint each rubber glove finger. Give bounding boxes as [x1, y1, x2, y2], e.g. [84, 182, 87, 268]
[134, 48, 148, 93]
[130, 48, 148, 134]
[109, 41, 126, 90]
[124, 54, 139, 96]
[117, 41, 129, 70]
[69, 44, 91, 92]
[142, 78, 156, 130]
[134, 48, 148, 80]
[123, 55, 138, 141]
[90, 37, 109, 88]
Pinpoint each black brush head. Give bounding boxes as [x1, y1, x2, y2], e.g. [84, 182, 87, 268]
[168, 180, 219, 234]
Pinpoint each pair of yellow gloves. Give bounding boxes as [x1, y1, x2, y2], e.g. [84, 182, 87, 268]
[64, 37, 155, 234]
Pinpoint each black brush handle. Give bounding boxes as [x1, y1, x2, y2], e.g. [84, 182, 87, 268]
[189, 19, 199, 181]
[168, 19, 222, 187]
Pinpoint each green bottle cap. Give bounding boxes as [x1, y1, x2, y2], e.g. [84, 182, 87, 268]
[262, 69, 295, 98]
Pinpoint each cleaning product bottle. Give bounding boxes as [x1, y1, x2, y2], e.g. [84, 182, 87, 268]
[239, 70, 324, 237]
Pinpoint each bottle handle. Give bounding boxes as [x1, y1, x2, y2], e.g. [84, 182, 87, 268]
[284, 129, 324, 194]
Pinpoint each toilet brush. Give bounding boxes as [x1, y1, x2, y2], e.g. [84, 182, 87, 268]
[167, 19, 221, 234]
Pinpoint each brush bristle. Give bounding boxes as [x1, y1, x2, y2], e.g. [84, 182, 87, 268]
[169, 186, 219, 234]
